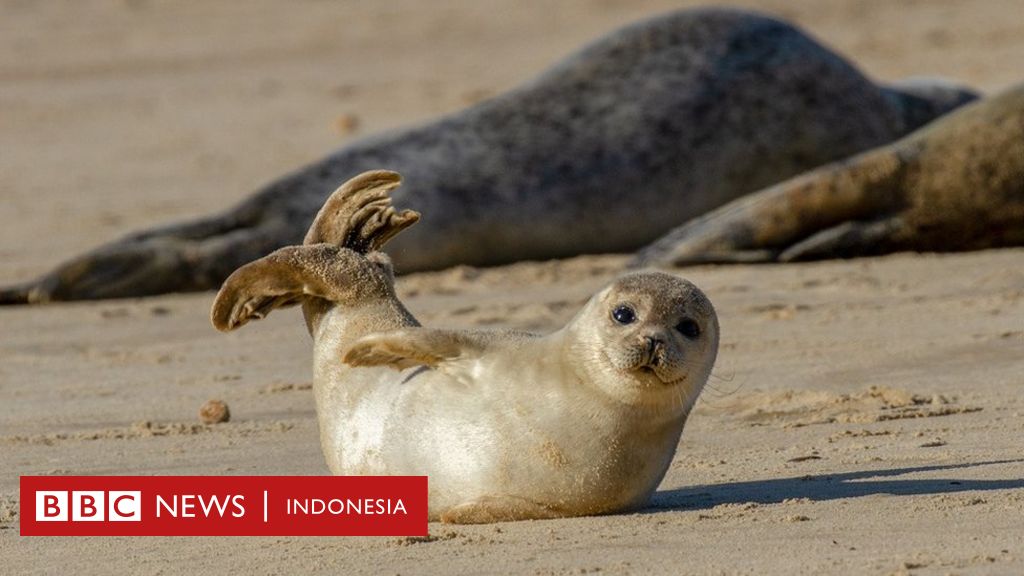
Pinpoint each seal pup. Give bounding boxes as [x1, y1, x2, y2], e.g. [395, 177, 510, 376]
[211, 170, 719, 523]
[631, 83, 1024, 267]
[0, 7, 975, 303]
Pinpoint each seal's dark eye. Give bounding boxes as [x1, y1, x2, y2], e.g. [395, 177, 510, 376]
[611, 305, 636, 325]
[676, 318, 700, 339]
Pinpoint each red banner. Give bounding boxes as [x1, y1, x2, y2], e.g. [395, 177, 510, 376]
[20, 476, 427, 536]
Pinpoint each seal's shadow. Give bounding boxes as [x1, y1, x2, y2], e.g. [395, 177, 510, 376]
[648, 460, 1024, 512]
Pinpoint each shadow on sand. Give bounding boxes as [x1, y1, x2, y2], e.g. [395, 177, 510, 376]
[648, 460, 1024, 512]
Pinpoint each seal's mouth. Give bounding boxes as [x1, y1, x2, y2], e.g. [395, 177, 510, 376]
[660, 374, 687, 387]
[638, 341, 673, 384]
[636, 365, 686, 387]
[601, 348, 686, 388]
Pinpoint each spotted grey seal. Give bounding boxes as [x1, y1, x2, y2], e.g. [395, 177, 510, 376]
[1, 7, 974, 303]
[631, 82, 1024, 267]
[211, 170, 720, 523]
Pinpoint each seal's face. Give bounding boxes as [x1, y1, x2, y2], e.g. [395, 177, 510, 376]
[572, 272, 719, 411]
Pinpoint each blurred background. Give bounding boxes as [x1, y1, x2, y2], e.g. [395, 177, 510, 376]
[3, 4, 1023, 573]
[2, 0, 1023, 282]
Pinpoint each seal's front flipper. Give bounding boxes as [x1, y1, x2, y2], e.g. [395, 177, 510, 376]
[779, 217, 906, 261]
[440, 496, 561, 524]
[343, 328, 535, 371]
[630, 148, 909, 268]
[211, 244, 390, 332]
[341, 328, 498, 371]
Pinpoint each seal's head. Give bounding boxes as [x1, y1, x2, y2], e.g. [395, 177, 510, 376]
[568, 271, 719, 412]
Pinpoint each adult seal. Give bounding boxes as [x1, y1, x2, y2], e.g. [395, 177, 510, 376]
[631, 83, 1024, 267]
[1, 7, 975, 303]
[211, 170, 720, 523]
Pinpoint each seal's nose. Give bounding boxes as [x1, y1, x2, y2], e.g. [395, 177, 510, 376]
[644, 335, 664, 366]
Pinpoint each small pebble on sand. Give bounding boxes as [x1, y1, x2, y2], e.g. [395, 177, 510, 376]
[199, 399, 230, 424]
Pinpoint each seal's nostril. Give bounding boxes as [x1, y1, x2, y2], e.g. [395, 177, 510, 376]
[644, 336, 663, 365]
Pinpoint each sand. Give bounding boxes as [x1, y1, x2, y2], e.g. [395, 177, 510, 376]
[2, 0, 1023, 574]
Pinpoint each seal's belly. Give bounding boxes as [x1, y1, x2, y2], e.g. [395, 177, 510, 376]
[327, 372, 673, 516]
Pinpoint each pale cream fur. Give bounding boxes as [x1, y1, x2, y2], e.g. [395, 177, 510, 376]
[212, 170, 719, 523]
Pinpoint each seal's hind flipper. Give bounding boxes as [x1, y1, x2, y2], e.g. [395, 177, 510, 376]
[0, 282, 31, 304]
[211, 244, 392, 331]
[0, 171, 417, 304]
[439, 496, 561, 524]
[304, 170, 420, 252]
[210, 170, 422, 332]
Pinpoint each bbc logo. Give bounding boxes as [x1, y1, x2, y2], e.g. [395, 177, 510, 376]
[36, 491, 141, 522]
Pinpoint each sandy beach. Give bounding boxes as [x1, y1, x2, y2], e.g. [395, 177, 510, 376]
[2, 1, 1023, 573]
